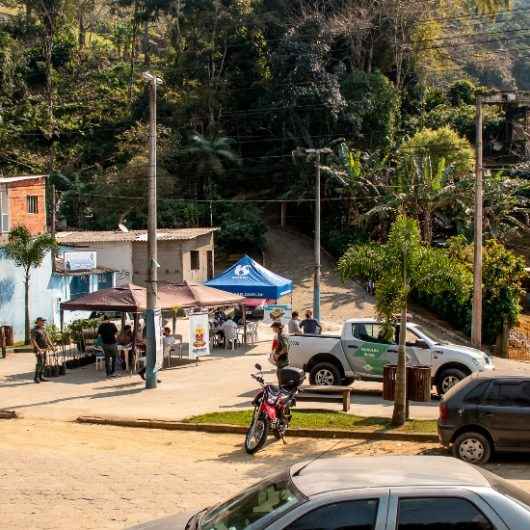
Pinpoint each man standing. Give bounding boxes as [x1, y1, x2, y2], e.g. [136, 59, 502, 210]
[271, 321, 289, 381]
[300, 310, 321, 335]
[287, 311, 301, 335]
[30, 317, 54, 383]
[97, 316, 118, 377]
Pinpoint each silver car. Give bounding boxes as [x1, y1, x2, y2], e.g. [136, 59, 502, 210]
[130, 456, 530, 529]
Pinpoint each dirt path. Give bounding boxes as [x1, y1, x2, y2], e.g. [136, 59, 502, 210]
[264, 227, 375, 325]
[1, 419, 529, 530]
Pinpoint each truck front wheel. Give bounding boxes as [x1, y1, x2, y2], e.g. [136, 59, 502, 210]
[310, 362, 341, 386]
[436, 367, 468, 395]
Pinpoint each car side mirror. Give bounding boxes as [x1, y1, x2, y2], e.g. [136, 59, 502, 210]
[415, 340, 429, 349]
[255, 363, 262, 371]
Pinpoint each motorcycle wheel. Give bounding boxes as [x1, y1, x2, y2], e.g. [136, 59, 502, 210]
[245, 413, 269, 454]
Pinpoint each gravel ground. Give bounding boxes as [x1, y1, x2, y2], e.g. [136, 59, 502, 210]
[1, 419, 529, 530]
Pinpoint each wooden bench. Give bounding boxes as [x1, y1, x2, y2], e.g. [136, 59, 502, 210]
[297, 385, 352, 412]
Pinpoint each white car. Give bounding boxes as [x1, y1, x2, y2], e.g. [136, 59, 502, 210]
[288, 318, 494, 394]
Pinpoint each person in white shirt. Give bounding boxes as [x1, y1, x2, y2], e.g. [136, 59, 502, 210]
[162, 326, 176, 355]
[221, 317, 238, 346]
[287, 311, 302, 335]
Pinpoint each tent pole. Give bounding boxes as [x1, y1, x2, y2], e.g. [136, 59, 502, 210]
[241, 303, 247, 345]
[60, 309, 64, 332]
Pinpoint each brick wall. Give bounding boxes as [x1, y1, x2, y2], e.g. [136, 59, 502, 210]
[8, 177, 47, 235]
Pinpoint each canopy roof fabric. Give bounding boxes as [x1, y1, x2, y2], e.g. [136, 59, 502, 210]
[205, 255, 292, 299]
[60, 282, 244, 313]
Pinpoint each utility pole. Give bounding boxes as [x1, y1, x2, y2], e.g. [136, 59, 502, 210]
[471, 96, 483, 349]
[294, 138, 346, 322]
[51, 184, 56, 237]
[143, 71, 163, 389]
[314, 151, 321, 321]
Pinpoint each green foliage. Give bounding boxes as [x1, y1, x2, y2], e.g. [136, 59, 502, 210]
[5, 226, 57, 273]
[398, 127, 474, 180]
[217, 204, 267, 254]
[448, 80, 476, 106]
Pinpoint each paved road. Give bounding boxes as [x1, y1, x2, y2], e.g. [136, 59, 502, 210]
[1, 419, 529, 530]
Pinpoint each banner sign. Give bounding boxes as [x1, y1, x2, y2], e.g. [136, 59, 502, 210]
[64, 251, 97, 271]
[189, 312, 210, 359]
[263, 304, 292, 325]
[153, 308, 163, 371]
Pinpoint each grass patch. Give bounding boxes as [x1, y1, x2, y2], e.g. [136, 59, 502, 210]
[184, 409, 437, 434]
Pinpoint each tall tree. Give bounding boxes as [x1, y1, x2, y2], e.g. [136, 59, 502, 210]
[5, 227, 57, 344]
[339, 215, 469, 425]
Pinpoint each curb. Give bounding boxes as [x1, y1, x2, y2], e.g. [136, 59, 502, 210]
[77, 415, 438, 443]
[0, 410, 17, 419]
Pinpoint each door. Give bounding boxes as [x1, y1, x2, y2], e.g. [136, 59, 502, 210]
[478, 380, 530, 449]
[386, 489, 507, 530]
[345, 323, 398, 377]
[399, 326, 433, 367]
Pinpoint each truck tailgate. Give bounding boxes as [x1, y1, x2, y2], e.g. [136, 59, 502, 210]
[288, 335, 341, 368]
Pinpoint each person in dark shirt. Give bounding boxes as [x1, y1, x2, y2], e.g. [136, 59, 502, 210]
[30, 317, 54, 383]
[300, 310, 321, 335]
[97, 316, 118, 377]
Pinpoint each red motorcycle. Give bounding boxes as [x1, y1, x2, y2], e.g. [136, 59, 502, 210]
[244, 363, 305, 454]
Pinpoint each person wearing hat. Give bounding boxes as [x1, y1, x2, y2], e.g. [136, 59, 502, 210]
[271, 321, 289, 380]
[30, 317, 54, 383]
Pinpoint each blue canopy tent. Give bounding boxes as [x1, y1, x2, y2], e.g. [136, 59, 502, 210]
[205, 255, 292, 300]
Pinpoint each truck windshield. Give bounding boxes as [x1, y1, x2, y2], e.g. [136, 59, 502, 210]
[200, 472, 305, 530]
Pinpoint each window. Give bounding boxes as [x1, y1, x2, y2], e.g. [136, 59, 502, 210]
[464, 382, 491, 404]
[190, 250, 200, 271]
[485, 381, 530, 407]
[97, 272, 113, 290]
[27, 195, 38, 214]
[199, 473, 303, 530]
[285, 500, 379, 530]
[397, 497, 494, 530]
[0, 184, 8, 232]
[69, 275, 90, 299]
[353, 323, 395, 345]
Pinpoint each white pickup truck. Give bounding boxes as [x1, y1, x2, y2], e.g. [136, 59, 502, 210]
[288, 318, 494, 395]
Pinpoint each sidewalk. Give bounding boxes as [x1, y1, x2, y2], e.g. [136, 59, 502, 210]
[0, 347, 440, 423]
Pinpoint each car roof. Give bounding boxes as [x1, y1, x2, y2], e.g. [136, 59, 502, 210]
[345, 318, 418, 326]
[290, 456, 491, 497]
[474, 371, 530, 381]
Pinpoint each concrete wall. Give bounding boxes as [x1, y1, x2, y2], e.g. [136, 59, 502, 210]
[8, 177, 47, 235]
[131, 234, 214, 285]
[181, 233, 214, 283]
[0, 249, 63, 341]
[0, 246, 117, 341]
[67, 241, 133, 286]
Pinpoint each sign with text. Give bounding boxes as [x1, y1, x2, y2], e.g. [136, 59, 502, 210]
[64, 251, 97, 271]
[153, 308, 163, 371]
[189, 312, 210, 360]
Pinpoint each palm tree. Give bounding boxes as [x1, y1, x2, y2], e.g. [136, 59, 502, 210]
[5, 227, 57, 344]
[182, 134, 240, 199]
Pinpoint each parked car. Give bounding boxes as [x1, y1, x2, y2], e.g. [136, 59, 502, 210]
[288, 318, 494, 394]
[129, 456, 530, 529]
[438, 372, 530, 464]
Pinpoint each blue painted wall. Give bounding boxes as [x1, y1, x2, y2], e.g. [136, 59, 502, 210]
[0, 247, 115, 342]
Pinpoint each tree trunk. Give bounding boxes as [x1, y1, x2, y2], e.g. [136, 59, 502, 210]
[25, 2, 32, 25]
[24, 271, 30, 345]
[143, 21, 150, 66]
[422, 210, 433, 246]
[78, 10, 86, 50]
[497, 320, 509, 358]
[392, 304, 408, 426]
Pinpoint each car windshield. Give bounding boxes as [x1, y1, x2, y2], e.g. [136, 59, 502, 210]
[200, 472, 304, 530]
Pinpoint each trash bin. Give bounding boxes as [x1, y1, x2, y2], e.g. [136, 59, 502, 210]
[383, 364, 397, 401]
[407, 365, 432, 402]
[383, 364, 432, 402]
[2, 325, 13, 347]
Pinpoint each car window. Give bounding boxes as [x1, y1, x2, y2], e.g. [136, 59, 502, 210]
[353, 324, 395, 345]
[200, 473, 304, 530]
[464, 382, 490, 404]
[284, 499, 379, 530]
[397, 497, 494, 530]
[402, 328, 429, 348]
[485, 381, 530, 407]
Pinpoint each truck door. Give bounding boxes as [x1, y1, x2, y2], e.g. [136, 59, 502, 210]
[345, 323, 398, 377]
[398, 326, 433, 367]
